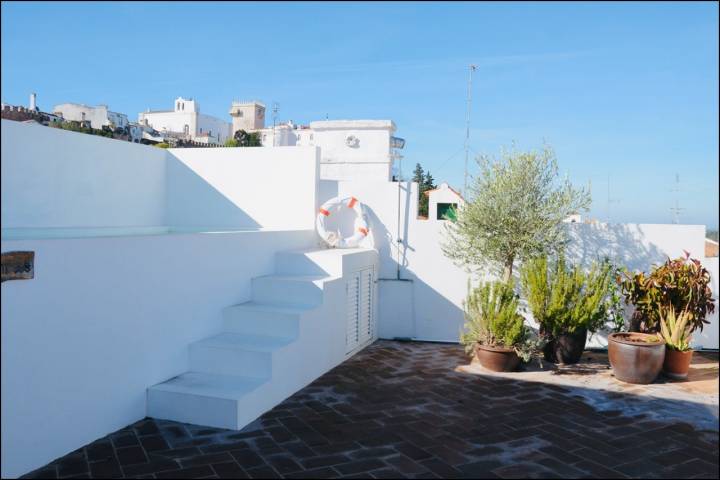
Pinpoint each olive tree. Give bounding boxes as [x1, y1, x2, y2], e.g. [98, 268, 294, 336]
[443, 144, 590, 281]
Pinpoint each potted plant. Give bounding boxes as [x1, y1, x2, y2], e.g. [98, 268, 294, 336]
[460, 280, 538, 372]
[656, 304, 694, 379]
[611, 252, 716, 384]
[521, 254, 622, 364]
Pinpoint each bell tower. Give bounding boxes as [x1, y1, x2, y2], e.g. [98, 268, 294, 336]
[229, 101, 265, 136]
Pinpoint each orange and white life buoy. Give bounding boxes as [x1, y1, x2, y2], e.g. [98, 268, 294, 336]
[316, 196, 370, 248]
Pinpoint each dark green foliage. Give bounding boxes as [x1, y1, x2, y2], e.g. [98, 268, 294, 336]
[460, 280, 527, 351]
[231, 129, 262, 147]
[619, 252, 715, 333]
[521, 254, 622, 337]
[412, 163, 437, 217]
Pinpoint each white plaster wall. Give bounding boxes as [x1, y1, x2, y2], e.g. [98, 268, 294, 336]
[196, 113, 232, 144]
[311, 121, 394, 181]
[696, 257, 719, 350]
[0, 229, 317, 478]
[139, 110, 196, 136]
[166, 146, 319, 230]
[1, 120, 167, 231]
[321, 178, 717, 347]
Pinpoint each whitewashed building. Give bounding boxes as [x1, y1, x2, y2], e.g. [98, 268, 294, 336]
[53, 103, 129, 130]
[139, 97, 231, 145]
[425, 182, 464, 221]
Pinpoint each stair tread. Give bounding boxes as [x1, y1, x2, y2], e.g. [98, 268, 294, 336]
[150, 372, 266, 399]
[255, 274, 332, 282]
[227, 301, 316, 314]
[193, 332, 294, 351]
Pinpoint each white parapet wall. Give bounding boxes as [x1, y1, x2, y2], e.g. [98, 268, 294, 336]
[1, 120, 167, 231]
[321, 179, 718, 348]
[166, 146, 319, 230]
[1, 120, 320, 237]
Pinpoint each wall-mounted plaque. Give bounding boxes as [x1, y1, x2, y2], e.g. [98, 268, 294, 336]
[1, 251, 34, 282]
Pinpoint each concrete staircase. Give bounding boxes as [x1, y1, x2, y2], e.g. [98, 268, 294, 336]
[147, 247, 377, 430]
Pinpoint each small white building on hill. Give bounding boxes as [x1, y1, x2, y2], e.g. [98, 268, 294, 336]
[139, 97, 231, 145]
[53, 103, 129, 130]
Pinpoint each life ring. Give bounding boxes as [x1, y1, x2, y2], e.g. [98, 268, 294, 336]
[316, 196, 369, 248]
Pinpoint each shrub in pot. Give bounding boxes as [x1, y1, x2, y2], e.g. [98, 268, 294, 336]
[657, 305, 694, 379]
[521, 254, 621, 364]
[619, 252, 715, 334]
[613, 253, 716, 384]
[460, 280, 539, 372]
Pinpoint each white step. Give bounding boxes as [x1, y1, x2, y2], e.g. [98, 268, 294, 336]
[275, 248, 374, 277]
[147, 372, 266, 429]
[222, 302, 312, 338]
[251, 274, 327, 306]
[189, 333, 293, 378]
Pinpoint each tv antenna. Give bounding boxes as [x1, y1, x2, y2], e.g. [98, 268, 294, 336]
[464, 64, 477, 197]
[272, 102, 279, 147]
[606, 174, 621, 224]
[670, 173, 685, 224]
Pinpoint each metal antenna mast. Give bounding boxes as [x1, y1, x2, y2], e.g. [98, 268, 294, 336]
[670, 173, 685, 224]
[606, 174, 621, 224]
[272, 102, 279, 147]
[464, 64, 477, 196]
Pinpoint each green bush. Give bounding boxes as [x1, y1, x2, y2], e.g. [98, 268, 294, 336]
[619, 252, 715, 333]
[521, 254, 622, 338]
[460, 280, 526, 352]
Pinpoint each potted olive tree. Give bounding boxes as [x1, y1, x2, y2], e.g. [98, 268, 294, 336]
[611, 252, 715, 384]
[460, 280, 536, 372]
[520, 254, 623, 364]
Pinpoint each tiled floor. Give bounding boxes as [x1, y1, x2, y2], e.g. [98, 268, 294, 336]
[23, 341, 719, 479]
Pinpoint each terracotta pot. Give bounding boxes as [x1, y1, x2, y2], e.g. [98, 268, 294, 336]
[663, 348, 693, 380]
[542, 328, 587, 364]
[475, 343, 521, 372]
[608, 332, 665, 384]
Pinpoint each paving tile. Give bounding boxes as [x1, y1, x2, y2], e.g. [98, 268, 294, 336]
[210, 461, 249, 478]
[115, 446, 148, 466]
[19, 341, 719, 480]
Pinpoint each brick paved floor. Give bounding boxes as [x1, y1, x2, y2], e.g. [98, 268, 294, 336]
[23, 341, 719, 479]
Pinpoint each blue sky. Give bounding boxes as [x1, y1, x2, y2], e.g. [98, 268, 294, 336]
[2, 1, 718, 228]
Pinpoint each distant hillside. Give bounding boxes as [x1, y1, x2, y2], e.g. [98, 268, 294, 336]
[708, 229, 719, 242]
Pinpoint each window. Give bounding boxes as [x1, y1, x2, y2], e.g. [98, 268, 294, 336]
[437, 203, 458, 220]
[183, 124, 189, 135]
[177, 102, 180, 110]
[181, 103, 184, 111]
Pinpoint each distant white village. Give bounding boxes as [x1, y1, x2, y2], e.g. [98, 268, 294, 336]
[1, 93, 412, 184]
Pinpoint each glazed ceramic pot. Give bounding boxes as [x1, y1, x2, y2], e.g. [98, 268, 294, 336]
[475, 343, 521, 372]
[663, 348, 693, 380]
[608, 332, 665, 384]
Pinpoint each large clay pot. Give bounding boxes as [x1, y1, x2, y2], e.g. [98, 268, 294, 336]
[663, 348, 693, 380]
[608, 332, 665, 384]
[475, 343, 521, 372]
[542, 328, 587, 364]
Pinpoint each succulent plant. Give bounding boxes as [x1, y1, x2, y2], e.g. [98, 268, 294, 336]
[657, 304, 693, 352]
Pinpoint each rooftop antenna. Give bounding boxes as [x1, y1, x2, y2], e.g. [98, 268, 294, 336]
[464, 64, 477, 197]
[606, 174, 621, 224]
[272, 102, 279, 147]
[670, 173, 685, 224]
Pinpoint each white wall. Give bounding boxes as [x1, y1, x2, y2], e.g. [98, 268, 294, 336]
[1, 120, 167, 231]
[166, 146, 319, 230]
[1, 121, 321, 235]
[0, 229, 316, 478]
[321, 179, 718, 347]
[311, 120, 395, 181]
[197, 113, 232, 144]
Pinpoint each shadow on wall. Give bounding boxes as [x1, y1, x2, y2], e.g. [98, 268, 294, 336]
[165, 155, 260, 229]
[566, 223, 667, 272]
